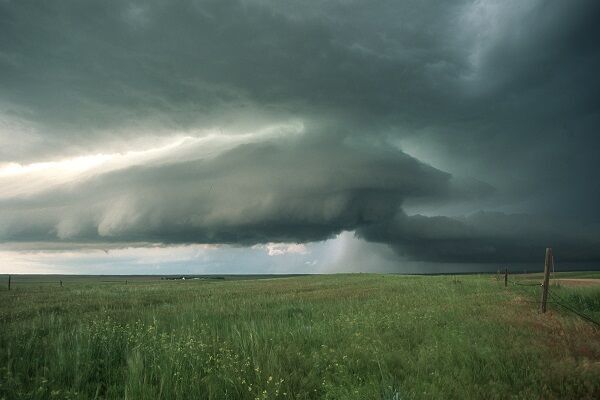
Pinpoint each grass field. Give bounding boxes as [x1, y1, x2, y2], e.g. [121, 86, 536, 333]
[1, 273, 599, 399]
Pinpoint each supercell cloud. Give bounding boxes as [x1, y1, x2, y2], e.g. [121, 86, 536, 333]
[1, 0, 599, 270]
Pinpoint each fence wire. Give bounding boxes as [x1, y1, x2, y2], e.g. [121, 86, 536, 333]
[506, 276, 600, 329]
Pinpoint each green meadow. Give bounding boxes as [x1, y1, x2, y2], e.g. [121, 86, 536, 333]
[1, 274, 599, 400]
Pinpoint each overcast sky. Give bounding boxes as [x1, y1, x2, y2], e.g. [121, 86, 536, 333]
[1, 0, 599, 274]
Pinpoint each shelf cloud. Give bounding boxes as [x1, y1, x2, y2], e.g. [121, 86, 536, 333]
[1, 0, 599, 270]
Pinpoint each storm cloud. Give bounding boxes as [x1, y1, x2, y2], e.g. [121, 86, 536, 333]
[0, 129, 453, 243]
[1, 0, 599, 268]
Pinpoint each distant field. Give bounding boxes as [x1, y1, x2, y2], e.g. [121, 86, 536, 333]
[1, 274, 599, 399]
[0, 274, 306, 287]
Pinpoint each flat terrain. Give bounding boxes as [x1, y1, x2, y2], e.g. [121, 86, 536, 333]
[549, 279, 600, 287]
[1, 273, 599, 399]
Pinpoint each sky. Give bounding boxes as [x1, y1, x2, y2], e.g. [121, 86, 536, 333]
[1, 0, 599, 274]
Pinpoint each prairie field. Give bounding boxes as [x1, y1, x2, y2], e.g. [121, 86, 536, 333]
[1, 273, 599, 400]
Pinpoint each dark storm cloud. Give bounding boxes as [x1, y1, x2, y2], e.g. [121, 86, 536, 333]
[1, 0, 599, 264]
[0, 118, 498, 257]
[0, 0, 480, 158]
[357, 212, 600, 263]
[0, 133, 453, 244]
[0, 0, 406, 143]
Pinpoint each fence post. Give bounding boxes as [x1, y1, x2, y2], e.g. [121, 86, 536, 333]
[504, 268, 508, 287]
[60, 280, 63, 288]
[540, 248, 552, 313]
[8, 275, 11, 291]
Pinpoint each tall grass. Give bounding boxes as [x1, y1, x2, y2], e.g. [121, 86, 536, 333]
[1, 275, 599, 399]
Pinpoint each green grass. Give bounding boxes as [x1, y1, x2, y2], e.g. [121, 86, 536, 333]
[1, 274, 599, 400]
[518, 271, 600, 280]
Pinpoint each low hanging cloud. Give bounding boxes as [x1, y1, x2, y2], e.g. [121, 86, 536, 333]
[0, 127, 456, 246]
[2, 126, 598, 264]
[357, 212, 600, 263]
[1, 0, 599, 269]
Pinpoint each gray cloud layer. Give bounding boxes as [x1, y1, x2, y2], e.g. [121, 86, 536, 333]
[358, 212, 600, 263]
[0, 133, 451, 243]
[1, 0, 599, 264]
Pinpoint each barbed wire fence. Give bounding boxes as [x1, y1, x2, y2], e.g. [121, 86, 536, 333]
[504, 250, 600, 329]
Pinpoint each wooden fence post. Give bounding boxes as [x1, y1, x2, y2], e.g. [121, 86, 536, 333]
[540, 248, 552, 313]
[60, 280, 63, 288]
[8, 275, 11, 291]
[504, 268, 508, 287]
